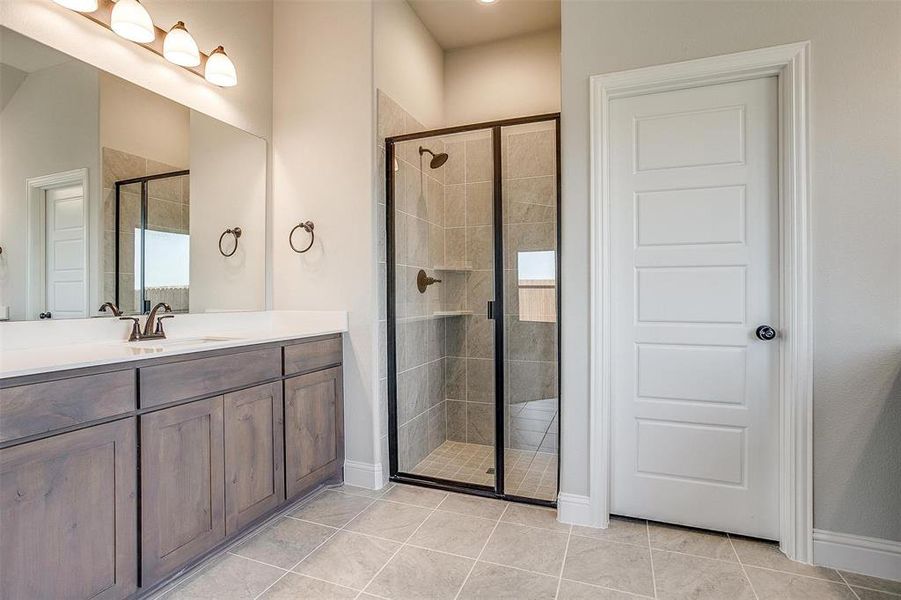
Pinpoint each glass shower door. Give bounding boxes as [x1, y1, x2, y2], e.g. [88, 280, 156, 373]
[390, 127, 498, 490]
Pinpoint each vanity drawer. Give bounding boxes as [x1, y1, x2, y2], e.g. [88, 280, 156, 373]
[283, 335, 343, 375]
[0, 370, 135, 443]
[140, 347, 281, 409]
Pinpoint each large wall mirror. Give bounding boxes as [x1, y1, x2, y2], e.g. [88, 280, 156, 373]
[0, 26, 266, 321]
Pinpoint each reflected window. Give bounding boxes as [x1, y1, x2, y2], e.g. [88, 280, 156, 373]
[134, 228, 190, 312]
[517, 250, 556, 323]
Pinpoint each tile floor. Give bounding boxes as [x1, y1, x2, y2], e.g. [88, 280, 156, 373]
[154, 483, 901, 600]
[410, 441, 558, 501]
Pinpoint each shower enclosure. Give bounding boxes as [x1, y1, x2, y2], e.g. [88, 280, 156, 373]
[386, 113, 560, 506]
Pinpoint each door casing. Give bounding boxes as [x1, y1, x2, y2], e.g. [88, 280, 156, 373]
[588, 42, 812, 561]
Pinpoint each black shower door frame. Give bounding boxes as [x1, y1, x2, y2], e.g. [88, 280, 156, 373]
[385, 113, 561, 508]
[114, 170, 189, 314]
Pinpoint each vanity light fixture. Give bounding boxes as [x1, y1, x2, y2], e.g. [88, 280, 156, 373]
[163, 21, 200, 67]
[478, 0, 498, 4]
[52, 0, 99, 13]
[110, 0, 155, 44]
[204, 46, 237, 87]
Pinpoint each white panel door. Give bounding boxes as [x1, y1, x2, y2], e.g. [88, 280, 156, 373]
[610, 77, 779, 538]
[45, 184, 87, 319]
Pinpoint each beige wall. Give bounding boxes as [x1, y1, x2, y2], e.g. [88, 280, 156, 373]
[444, 28, 561, 126]
[560, 0, 901, 542]
[272, 0, 378, 478]
[99, 73, 189, 169]
[374, 0, 444, 129]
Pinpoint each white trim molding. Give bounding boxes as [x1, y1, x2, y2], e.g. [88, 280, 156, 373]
[589, 42, 813, 561]
[557, 493, 593, 527]
[813, 529, 901, 581]
[344, 459, 385, 490]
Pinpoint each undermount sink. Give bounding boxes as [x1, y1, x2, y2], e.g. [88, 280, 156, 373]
[119, 336, 243, 354]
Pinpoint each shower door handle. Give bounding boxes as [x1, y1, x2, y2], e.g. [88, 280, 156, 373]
[487, 301, 495, 320]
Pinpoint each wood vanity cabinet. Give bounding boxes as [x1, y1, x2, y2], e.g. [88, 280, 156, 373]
[0, 419, 137, 600]
[285, 366, 344, 499]
[0, 333, 344, 598]
[140, 397, 226, 586]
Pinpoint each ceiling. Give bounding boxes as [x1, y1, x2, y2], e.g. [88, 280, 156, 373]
[407, 0, 560, 50]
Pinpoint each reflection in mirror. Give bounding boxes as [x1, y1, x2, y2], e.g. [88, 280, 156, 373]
[0, 26, 266, 321]
[516, 250, 556, 323]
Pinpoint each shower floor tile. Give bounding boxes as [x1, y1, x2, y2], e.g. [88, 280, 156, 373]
[410, 441, 558, 501]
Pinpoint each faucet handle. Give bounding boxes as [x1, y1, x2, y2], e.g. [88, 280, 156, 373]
[119, 316, 142, 342]
[155, 314, 174, 335]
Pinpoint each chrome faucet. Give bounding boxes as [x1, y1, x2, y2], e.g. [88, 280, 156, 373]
[119, 302, 173, 342]
[98, 301, 123, 316]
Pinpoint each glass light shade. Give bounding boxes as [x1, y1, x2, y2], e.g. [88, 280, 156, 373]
[204, 46, 237, 87]
[163, 21, 200, 67]
[110, 0, 155, 44]
[52, 0, 99, 12]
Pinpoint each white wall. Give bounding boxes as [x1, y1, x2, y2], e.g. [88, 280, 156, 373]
[0, 60, 100, 321]
[561, 0, 901, 543]
[444, 28, 560, 126]
[100, 72, 189, 168]
[374, 0, 444, 129]
[189, 111, 266, 313]
[272, 1, 379, 482]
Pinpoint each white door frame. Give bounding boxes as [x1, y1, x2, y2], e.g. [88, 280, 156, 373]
[588, 42, 813, 562]
[25, 168, 90, 320]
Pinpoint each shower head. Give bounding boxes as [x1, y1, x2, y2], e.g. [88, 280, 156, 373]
[419, 146, 449, 169]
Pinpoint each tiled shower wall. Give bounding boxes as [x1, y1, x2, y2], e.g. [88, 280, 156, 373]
[502, 124, 559, 452]
[102, 147, 189, 314]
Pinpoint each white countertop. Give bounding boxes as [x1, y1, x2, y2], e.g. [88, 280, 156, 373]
[0, 310, 348, 380]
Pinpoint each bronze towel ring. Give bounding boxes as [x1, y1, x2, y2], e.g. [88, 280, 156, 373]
[218, 227, 242, 257]
[289, 221, 315, 253]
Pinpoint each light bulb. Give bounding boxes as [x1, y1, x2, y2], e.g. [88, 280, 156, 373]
[52, 0, 99, 12]
[163, 21, 200, 67]
[110, 0, 155, 44]
[204, 46, 237, 87]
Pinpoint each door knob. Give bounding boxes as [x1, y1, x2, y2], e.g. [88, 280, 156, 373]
[755, 325, 777, 341]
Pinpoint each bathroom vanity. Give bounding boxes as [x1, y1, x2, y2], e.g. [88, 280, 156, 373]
[0, 313, 347, 599]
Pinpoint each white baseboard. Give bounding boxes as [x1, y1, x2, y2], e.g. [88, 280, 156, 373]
[813, 529, 901, 581]
[343, 460, 385, 490]
[557, 493, 593, 527]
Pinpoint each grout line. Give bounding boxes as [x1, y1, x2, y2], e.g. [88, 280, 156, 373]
[554, 524, 573, 600]
[453, 502, 511, 600]
[647, 521, 659, 599]
[836, 570, 862, 600]
[559, 578, 656, 599]
[728, 534, 760, 600]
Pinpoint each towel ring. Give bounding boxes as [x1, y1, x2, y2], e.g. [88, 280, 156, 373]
[289, 221, 315, 253]
[218, 227, 242, 257]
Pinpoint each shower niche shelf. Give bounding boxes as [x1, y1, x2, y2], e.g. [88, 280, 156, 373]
[433, 264, 473, 272]
[432, 310, 474, 318]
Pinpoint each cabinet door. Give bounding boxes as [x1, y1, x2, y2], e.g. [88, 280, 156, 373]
[284, 367, 344, 499]
[224, 382, 284, 533]
[141, 397, 225, 586]
[0, 419, 137, 600]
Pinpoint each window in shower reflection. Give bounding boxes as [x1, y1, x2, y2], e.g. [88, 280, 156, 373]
[517, 250, 556, 323]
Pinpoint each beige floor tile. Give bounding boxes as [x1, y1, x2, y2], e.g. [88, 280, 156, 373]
[731, 536, 842, 581]
[345, 500, 432, 541]
[437, 492, 508, 520]
[852, 587, 901, 600]
[562, 535, 654, 597]
[557, 579, 648, 599]
[745, 567, 856, 599]
[647, 521, 736, 561]
[294, 531, 399, 589]
[230, 517, 335, 569]
[572, 516, 649, 547]
[164, 554, 283, 600]
[651, 549, 754, 600]
[840, 571, 901, 594]
[480, 522, 568, 576]
[407, 510, 496, 558]
[289, 491, 374, 528]
[381, 484, 449, 508]
[364, 545, 473, 600]
[329, 483, 394, 499]
[501, 503, 568, 532]
[258, 572, 358, 599]
[458, 562, 559, 599]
